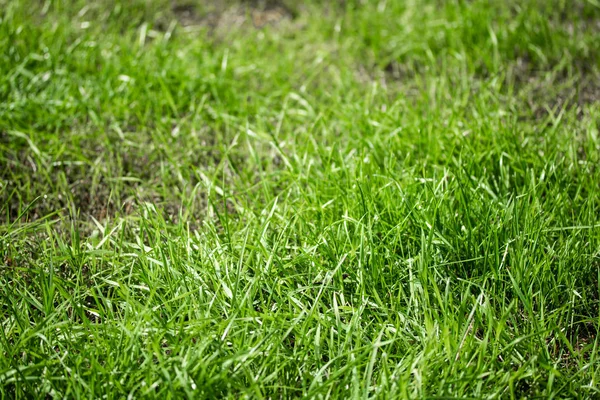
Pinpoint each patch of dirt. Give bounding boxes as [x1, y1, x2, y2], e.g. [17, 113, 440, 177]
[172, 4, 199, 27]
[557, 1, 600, 33]
[549, 320, 598, 370]
[171, 0, 295, 32]
[0, 145, 159, 226]
[1, 150, 129, 224]
[510, 57, 600, 121]
[382, 60, 423, 82]
[1, 121, 241, 235]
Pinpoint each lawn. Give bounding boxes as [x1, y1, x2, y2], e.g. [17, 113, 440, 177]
[1, 0, 600, 398]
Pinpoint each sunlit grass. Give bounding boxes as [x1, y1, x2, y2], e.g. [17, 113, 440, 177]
[1, 0, 600, 398]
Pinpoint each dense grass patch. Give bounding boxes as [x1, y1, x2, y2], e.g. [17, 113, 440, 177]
[1, 0, 600, 398]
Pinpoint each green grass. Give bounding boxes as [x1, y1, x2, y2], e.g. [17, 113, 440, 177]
[1, 0, 600, 398]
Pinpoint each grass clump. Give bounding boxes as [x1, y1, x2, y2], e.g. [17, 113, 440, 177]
[1, 0, 600, 398]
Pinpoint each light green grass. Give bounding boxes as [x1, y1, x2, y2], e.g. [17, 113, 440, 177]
[1, 0, 600, 398]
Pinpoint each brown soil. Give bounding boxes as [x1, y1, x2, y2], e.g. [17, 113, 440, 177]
[171, 0, 295, 32]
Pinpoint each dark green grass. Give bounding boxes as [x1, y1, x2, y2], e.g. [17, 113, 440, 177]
[1, 0, 600, 398]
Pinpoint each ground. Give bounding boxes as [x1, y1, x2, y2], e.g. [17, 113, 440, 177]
[1, 0, 600, 398]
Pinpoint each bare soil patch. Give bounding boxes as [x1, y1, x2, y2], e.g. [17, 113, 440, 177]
[172, 0, 295, 32]
[510, 57, 600, 120]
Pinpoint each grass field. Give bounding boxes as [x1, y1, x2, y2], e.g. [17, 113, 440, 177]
[1, 0, 600, 398]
